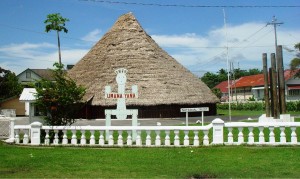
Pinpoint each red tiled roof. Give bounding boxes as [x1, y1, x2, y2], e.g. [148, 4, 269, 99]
[234, 74, 264, 88]
[230, 69, 299, 88]
[284, 69, 299, 80]
[214, 69, 299, 91]
[214, 80, 233, 93]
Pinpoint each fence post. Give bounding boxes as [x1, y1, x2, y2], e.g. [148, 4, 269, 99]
[5, 118, 15, 143]
[212, 118, 224, 145]
[30, 122, 42, 145]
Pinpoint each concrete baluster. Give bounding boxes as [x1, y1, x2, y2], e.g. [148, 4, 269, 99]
[62, 130, 68, 145]
[212, 118, 224, 145]
[127, 131, 132, 146]
[9, 118, 15, 142]
[80, 130, 86, 145]
[135, 130, 142, 146]
[71, 130, 77, 145]
[248, 127, 254, 144]
[155, 130, 161, 146]
[259, 126, 265, 144]
[193, 131, 199, 146]
[53, 130, 59, 145]
[174, 130, 180, 146]
[99, 131, 105, 145]
[203, 129, 209, 146]
[45, 130, 49, 145]
[30, 122, 42, 145]
[280, 127, 286, 144]
[146, 130, 151, 146]
[291, 127, 297, 144]
[118, 130, 123, 146]
[269, 126, 275, 144]
[23, 129, 29, 144]
[227, 127, 233, 144]
[165, 130, 170, 146]
[108, 131, 114, 146]
[238, 127, 244, 144]
[184, 131, 189, 146]
[15, 129, 20, 144]
[90, 130, 95, 145]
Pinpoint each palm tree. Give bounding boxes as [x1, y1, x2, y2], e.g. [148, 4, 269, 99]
[289, 43, 300, 77]
[44, 13, 69, 65]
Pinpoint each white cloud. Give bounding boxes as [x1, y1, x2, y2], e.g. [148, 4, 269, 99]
[0, 42, 88, 74]
[0, 23, 299, 77]
[81, 29, 102, 42]
[151, 22, 300, 76]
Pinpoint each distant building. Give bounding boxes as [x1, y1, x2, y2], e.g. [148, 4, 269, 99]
[214, 69, 300, 102]
[16, 69, 54, 116]
[17, 69, 54, 87]
[0, 96, 24, 116]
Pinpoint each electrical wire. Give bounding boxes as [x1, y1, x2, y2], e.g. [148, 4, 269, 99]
[80, 0, 300, 8]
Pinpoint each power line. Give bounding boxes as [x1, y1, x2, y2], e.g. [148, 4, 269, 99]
[0, 23, 91, 42]
[81, 0, 300, 8]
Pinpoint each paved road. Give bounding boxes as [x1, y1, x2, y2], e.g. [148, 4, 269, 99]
[13, 115, 259, 126]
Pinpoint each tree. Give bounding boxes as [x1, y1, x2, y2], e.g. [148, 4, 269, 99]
[289, 43, 300, 77]
[44, 13, 69, 65]
[201, 72, 219, 89]
[211, 88, 222, 99]
[35, 63, 85, 126]
[0, 67, 23, 101]
[201, 68, 263, 89]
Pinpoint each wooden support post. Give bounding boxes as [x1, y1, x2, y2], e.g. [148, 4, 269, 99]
[269, 68, 274, 117]
[276, 45, 286, 114]
[271, 53, 279, 119]
[262, 53, 270, 117]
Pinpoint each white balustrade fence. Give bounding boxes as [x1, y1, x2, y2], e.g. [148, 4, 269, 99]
[8, 119, 300, 147]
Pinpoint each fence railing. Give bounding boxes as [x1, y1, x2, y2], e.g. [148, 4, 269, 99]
[8, 118, 300, 147]
[0, 117, 14, 140]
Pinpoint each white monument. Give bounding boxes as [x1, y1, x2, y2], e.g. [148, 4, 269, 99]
[104, 68, 138, 140]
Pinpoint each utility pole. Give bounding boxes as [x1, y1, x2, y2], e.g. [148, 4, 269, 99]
[267, 16, 283, 52]
[267, 16, 285, 117]
[223, 8, 231, 122]
[262, 53, 270, 117]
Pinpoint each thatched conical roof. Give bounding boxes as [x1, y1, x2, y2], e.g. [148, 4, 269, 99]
[68, 12, 219, 106]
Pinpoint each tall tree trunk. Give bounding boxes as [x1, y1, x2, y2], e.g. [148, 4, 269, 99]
[57, 31, 62, 65]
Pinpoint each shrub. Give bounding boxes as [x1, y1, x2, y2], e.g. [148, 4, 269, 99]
[218, 101, 300, 112]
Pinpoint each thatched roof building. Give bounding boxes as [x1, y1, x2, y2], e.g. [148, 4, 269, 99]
[68, 12, 219, 119]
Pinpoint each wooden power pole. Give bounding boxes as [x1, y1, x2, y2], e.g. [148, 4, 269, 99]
[276, 45, 286, 114]
[271, 53, 279, 119]
[262, 53, 270, 117]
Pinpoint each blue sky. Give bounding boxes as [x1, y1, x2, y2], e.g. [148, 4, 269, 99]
[0, 0, 299, 76]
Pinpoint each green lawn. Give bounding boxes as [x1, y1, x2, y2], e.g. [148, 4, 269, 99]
[0, 141, 300, 178]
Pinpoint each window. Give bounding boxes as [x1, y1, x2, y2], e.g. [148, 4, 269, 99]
[288, 89, 300, 96]
[26, 71, 31, 78]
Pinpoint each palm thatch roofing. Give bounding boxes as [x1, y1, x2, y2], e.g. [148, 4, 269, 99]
[68, 12, 219, 106]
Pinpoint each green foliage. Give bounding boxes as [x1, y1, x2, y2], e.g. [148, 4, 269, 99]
[289, 42, 300, 78]
[44, 13, 69, 33]
[248, 95, 256, 101]
[211, 88, 222, 99]
[286, 100, 300, 112]
[200, 72, 219, 89]
[44, 13, 69, 65]
[0, 67, 23, 101]
[218, 101, 300, 112]
[35, 63, 85, 126]
[201, 68, 262, 89]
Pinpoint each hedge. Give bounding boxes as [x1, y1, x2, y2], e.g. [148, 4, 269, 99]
[217, 101, 300, 112]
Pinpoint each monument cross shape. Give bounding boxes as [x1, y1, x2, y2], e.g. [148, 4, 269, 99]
[105, 68, 138, 120]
